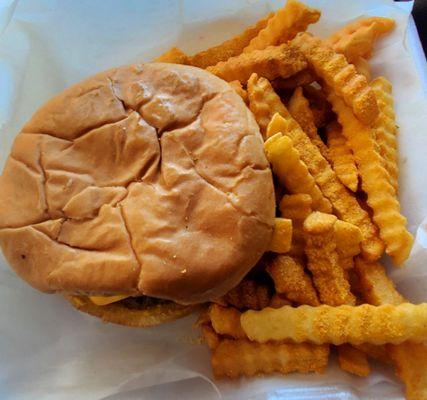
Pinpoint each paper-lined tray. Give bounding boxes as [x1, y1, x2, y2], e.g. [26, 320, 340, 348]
[0, 1, 426, 399]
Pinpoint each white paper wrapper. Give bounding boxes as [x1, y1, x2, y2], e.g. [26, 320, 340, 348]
[1, 1, 426, 399]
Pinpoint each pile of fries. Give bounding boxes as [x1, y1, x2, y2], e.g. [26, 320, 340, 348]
[157, 1, 425, 398]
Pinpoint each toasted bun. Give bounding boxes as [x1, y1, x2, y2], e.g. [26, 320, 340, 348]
[65, 295, 197, 327]
[0, 63, 275, 304]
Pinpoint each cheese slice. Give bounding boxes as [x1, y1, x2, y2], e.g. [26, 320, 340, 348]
[89, 295, 129, 306]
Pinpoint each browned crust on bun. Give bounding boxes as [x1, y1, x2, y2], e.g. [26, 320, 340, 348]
[0, 63, 275, 304]
[66, 295, 197, 327]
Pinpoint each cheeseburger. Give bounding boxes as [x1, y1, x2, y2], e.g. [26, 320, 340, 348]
[0, 63, 275, 326]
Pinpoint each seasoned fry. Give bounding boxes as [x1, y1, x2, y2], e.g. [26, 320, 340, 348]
[326, 121, 359, 192]
[211, 339, 329, 378]
[269, 217, 293, 253]
[328, 17, 395, 61]
[292, 32, 379, 125]
[267, 255, 319, 306]
[303, 212, 356, 306]
[206, 43, 307, 83]
[334, 220, 362, 269]
[303, 85, 334, 128]
[338, 344, 371, 377]
[209, 304, 246, 339]
[264, 133, 332, 212]
[247, 74, 290, 136]
[155, 47, 189, 64]
[188, 13, 273, 68]
[228, 80, 248, 104]
[241, 303, 427, 345]
[223, 279, 270, 311]
[267, 113, 384, 260]
[328, 93, 413, 265]
[201, 324, 220, 350]
[353, 57, 371, 80]
[269, 293, 292, 308]
[371, 77, 399, 192]
[355, 257, 427, 399]
[272, 69, 315, 90]
[243, 0, 321, 52]
[288, 87, 330, 160]
[279, 194, 312, 258]
[354, 343, 392, 365]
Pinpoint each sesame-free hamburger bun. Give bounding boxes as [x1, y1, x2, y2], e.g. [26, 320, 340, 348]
[0, 63, 275, 326]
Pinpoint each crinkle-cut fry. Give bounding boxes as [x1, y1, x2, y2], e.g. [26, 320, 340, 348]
[353, 57, 371, 81]
[241, 303, 427, 345]
[354, 257, 427, 399]
[201, 324, 220, 350]
[211, 339, 329, 379]
[292, 33, 379, 125]
[279, 194, 312, 259]
[371, 77, 399, 192]
[303, 212, 356, 306]
[267, 255, 320, 306]
[354, 257, 405, 306]
[288, 87, 330, 160]
[272, 69, 315, 90]
[338, 344, 371, 377]
[328, 17, 395, 61]
[269, 217, 293, 253]
[326, 121, 359, 192]
[243, 0, 321, 52]
[269, 293, 292, 308]
[223, 279, 270, 311]
[354, 343, 392, 365]
[188, 13, 273, 68]
[267, 113, 384, 260]
[209, 304, 246, 339]
[206, 43, 307, 84]
[334, 220, 362, 269]
[303, 84, 334, 128]
[328, 93, 413, 265]
[248, 74, 290, 137]
[264, 133, 332, 213]
[228, 80, 248, 104]
[155, 47, 189, 64]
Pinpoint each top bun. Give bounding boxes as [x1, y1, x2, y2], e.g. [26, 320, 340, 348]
[0, 63, 275, 304]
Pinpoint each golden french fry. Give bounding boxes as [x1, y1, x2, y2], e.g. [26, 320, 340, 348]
[224, 279, 270, 311]
[326, 121, 359, 192]
[292, 33, 379, 125]
[241, 303, 427, 345]
[155, 47, 189, 64]
[269, 293, 292, 308]
[206, 43, 307, 83]
[334, 219, 362, 269]
[303, 85, 334, 128]
[267, 255, 320, 306]
[269, 217, 293, 253]
[228, 80, 248, 104]
[338, 344, 371, 377]
[243, 0, 321, 52]
[303, 212, 356, 306]
[209, 304, 246, 339]
[247, 74, 290, 136]
[272, 69, 315, 90]
[354, 343, 392, 365]
[353, 57, 371, 80]
[354, 257, 427, 399]
[201, 324, 220, 350]
[328, 93, 413, 265]
[264, 133, 332, 213]
[328, 17, 395, 61]
[279, 194, 312, 258]
[267, 113, 383, 260]
[371, 77, 399, 192]
[188, 13, 273, 68]
[211, 339, 329, 378]
[288, 87, 330, 160]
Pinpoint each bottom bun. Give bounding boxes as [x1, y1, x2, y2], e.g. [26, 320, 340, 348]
[65, 295, 198, 327]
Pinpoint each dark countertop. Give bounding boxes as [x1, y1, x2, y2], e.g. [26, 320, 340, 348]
[413, 0, 427, 58]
